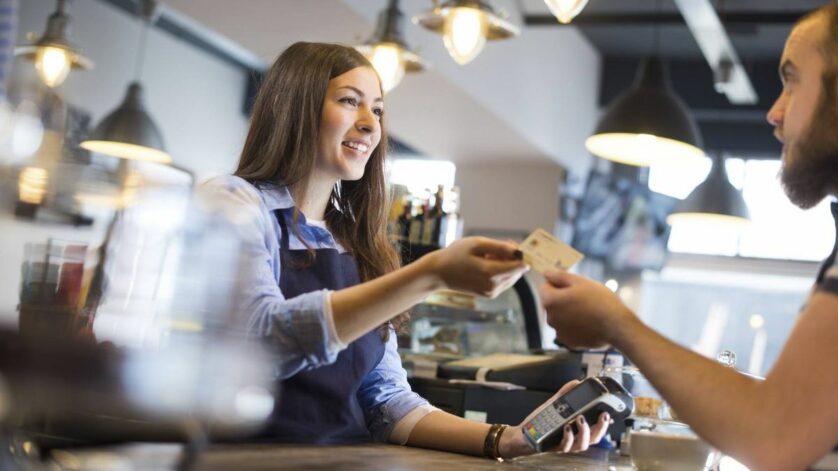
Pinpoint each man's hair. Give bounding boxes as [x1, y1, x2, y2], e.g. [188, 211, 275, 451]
[798, 1, 838, 70]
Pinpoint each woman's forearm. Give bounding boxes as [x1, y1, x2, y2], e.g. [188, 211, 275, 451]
[330, 254, 441, 344]
[405, 411, 490, 456]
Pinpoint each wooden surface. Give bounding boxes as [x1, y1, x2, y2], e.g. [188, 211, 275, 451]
[47, 442, 635, 470]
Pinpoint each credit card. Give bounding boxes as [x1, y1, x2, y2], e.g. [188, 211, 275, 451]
[519, 228, 584, 273]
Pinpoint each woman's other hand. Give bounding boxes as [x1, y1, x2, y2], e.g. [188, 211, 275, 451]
[421, 237, 528, 298]
[498, 380, 612, 458]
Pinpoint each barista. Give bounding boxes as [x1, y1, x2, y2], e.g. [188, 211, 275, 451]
[205, 42, 610, 458]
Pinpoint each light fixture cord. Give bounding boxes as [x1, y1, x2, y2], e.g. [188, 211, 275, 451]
[652, 0, 662, 56]
[133, 1, 152, 82]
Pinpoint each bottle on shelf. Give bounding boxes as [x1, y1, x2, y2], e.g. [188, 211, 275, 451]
[397, 197, 412, 242]
[408, 198, 425, 244]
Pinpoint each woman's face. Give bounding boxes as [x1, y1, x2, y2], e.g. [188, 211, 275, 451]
[316, 66, 383, 182]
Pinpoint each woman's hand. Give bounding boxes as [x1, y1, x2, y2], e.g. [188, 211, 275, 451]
[498, 380, 613, 459]
[420, 237, 528, 298]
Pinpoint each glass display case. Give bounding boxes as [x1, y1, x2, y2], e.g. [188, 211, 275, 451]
[401, 276, 541, 359]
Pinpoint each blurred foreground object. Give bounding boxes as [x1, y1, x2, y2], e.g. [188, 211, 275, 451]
[0, 85, 276, 469]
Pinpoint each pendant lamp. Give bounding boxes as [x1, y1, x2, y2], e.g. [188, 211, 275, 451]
[15, 0, 94, 88]
[413, 0, 518, 65]
[666, 154, 750, 229]
[356, 0, 427, 94]
[80, 0, 170, 164]
[585, 57, 704, 167]
[543, 0, 590, 24]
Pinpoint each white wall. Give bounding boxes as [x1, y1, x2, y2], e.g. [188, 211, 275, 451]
[0, 0, 252, 324]
[17, 0, 251, 180]
[456, 160, 564, 238]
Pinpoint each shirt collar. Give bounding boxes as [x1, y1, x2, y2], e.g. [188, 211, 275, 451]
[253, 181, 295, 211]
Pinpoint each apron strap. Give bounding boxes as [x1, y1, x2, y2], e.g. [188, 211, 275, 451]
[274, 209, 291, 251]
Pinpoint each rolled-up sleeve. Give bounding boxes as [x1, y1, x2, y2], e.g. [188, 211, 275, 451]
[201, 176, 344, 379]
[357, 329, 432, 442]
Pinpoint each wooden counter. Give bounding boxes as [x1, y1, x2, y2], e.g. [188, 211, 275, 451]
[48, 442, 634, 470]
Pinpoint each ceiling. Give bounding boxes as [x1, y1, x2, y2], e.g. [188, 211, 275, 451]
[522, 0, 820, 59]
[154, 0, 602, 173]
[111, 0, 829, 171]
[520, 0, 829, 159]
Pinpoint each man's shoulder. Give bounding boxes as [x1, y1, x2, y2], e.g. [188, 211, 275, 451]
[817, 252, 838, 295]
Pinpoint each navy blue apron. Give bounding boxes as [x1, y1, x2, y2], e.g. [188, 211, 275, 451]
[258, 208, 386, 444]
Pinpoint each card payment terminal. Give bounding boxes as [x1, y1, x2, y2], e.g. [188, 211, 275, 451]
[522, 376, 633, 452]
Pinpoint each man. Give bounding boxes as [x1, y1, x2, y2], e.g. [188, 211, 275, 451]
[540, 3, 838, 470]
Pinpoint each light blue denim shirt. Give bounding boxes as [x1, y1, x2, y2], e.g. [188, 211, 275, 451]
[202, 175, 429, 442]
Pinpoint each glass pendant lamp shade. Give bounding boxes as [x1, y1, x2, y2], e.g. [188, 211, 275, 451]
[413, 0, 518, 65]
[15, 0, 94, 88]
[666, 155, 750, 230]
[368, 44, 406, 93]
[543, 0, 590, 24]
[443, 6, 488, 65]
[80, 82, 171, 164]
[356, 0, 426, 93]
[585, 58, 704, 167]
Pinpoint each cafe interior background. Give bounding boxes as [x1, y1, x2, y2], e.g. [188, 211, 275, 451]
[0, 0, 832, 467]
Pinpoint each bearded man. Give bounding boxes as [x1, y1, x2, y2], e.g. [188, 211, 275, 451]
[540, 3, 838, 470]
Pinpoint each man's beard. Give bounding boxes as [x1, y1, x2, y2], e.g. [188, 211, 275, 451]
[780, 72, 838, 209]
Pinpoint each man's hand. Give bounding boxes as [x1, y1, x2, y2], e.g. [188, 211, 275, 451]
[539, 270, 637, 349]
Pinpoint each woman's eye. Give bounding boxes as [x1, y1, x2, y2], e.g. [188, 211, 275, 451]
[339, 97, 358, 106]
[373, 108, 384, 118]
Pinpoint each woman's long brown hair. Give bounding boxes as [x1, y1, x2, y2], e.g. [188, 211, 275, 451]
[235, 42, 407, 340]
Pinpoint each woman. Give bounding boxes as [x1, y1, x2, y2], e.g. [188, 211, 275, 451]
[205, 42, 609, 459]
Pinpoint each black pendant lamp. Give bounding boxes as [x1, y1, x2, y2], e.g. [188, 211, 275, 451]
[356, 0, 427, 94]
[666, 154, 750, 229]
[80, 0, 170, 164]
[585, 58, 704, 167]
[15, 0, 94, 88]
[81, 82, 169, 163]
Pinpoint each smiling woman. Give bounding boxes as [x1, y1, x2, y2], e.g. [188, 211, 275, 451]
[317, 68, 384, 184]
[201, 41, 609, 457]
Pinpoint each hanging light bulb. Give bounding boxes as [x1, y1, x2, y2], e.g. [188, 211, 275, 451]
[543, 0, 590, 24]
[443, 7, 488, 65]
[369, 44, 406, 93]
[34, 46, 71, 88]
[414, 0, 518, 66]
[15, 0, 93, 88]
[356, 0, 426, 93]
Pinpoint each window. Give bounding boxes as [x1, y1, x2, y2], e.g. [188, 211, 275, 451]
[386, 158, 456, 197]
[650, 157, 834, 261]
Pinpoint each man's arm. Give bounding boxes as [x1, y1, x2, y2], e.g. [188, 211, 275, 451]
[615, 292, 838, 470]
[542, 270, 838, 471]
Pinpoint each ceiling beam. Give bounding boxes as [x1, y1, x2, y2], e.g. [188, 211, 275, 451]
[524, 12, 807, 27]
[672, 0, 757, 105]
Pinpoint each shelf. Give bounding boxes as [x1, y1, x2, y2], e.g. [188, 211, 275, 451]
[411, 302, 514, 324]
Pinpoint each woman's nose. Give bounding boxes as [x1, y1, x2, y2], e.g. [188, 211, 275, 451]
[356, 111, 378, 134]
